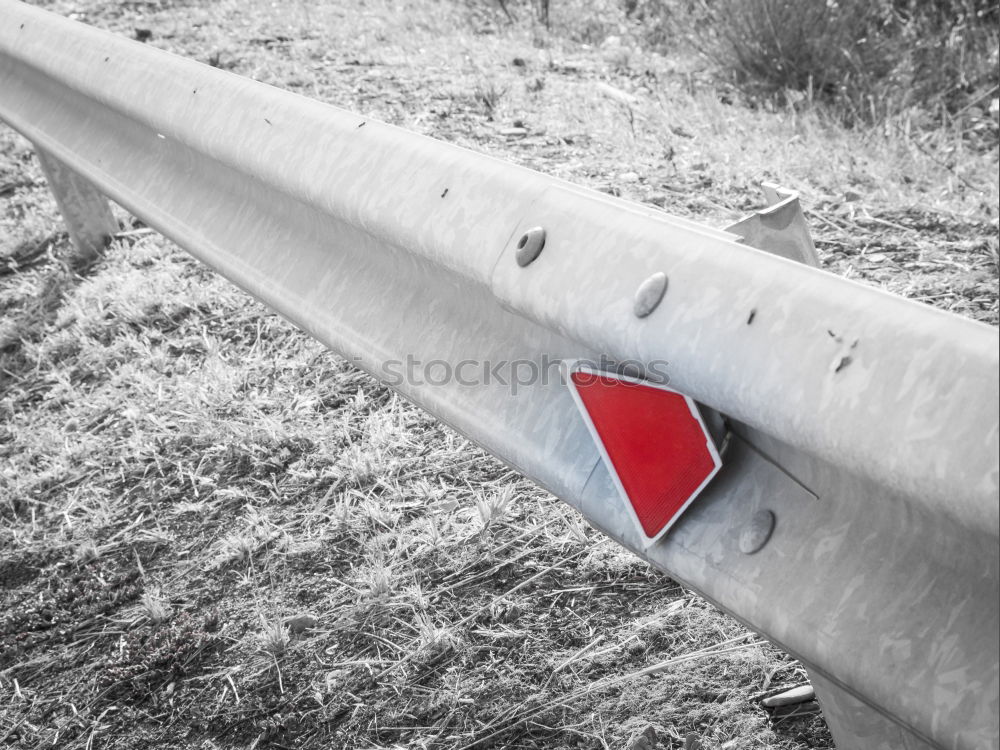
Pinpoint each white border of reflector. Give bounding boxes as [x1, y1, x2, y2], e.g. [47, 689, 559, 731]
[565, 361, 723, 548]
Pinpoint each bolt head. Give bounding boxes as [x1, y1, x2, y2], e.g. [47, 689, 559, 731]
[634, 272, 668, 318]
[515, 227, 546, 267]
[739, 509, 775, 554]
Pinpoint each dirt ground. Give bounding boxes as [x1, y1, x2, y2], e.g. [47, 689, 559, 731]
[1, 1, 997, 749]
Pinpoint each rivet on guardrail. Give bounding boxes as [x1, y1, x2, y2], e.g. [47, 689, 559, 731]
[739, 509, 775, 554]
[515, 227, 545, 267]
[634, 271, 668, 318]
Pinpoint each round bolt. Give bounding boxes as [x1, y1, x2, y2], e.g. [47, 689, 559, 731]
[515, 227, 546, 267]
[739, 509, 775, 554]
[634, 271, 668, 318]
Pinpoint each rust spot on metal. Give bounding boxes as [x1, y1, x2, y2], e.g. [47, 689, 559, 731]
[747, 309, 756, 325]
[830, 338, 858, 373]
[440, 188, 449, 198]
[357, 121, 366, 128]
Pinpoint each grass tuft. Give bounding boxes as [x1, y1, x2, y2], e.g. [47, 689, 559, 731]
[140, 589, 173, 625]
[258, 618, 291, 657]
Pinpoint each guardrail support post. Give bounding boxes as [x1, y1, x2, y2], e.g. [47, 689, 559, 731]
[725, 182, 820, 266]
[807, 670, 937, 750]
[34, 146, 117, 262]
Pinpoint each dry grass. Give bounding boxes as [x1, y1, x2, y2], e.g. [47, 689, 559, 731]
[632, 0, 999, 128]
[1, 0, 997, 748]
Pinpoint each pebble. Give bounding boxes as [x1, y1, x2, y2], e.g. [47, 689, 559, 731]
[762, 684, 816, 707]
[285, 613, 318, 635]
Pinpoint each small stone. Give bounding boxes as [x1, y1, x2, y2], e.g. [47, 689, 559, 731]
[619, 171, 640, 183]
[762, 684, 816, 707]
[285, 613, 318, 635]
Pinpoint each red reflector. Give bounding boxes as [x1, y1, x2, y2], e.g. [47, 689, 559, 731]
[568, 365, 721, 544]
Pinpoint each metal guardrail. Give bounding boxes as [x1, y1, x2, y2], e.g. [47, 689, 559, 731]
[1, 3, 997, 748]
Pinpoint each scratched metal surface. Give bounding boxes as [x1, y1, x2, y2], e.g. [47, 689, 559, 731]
[1, 3, 997, 749]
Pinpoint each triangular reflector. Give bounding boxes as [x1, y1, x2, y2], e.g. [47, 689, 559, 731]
[568, 365, 722, 544]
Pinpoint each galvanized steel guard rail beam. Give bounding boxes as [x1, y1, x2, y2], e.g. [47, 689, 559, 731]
[1, 3, 997, 748]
